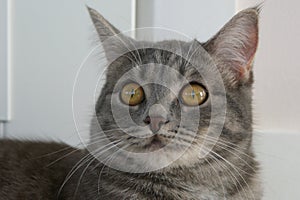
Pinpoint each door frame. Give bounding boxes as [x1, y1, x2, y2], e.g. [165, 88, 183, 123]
[0, 0, 12, 122]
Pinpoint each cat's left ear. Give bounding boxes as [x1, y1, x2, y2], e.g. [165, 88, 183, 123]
[203, 7, 260, 85]
[87, 6, 120, 43]
[87, 6, 133, 61]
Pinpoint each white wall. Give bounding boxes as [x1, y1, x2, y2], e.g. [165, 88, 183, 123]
[237, 0, 300, 134]
[236, 1, 300, 199]
[4, 0, 133, 145]
[137, 0, 235, 42]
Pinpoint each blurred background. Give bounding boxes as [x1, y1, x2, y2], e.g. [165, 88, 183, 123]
[1, 0, 300, 199]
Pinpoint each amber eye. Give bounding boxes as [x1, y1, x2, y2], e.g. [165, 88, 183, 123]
[120, 83, 145, 106]
[180, 83, 208, 106]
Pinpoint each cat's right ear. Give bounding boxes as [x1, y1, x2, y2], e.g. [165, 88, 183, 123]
[87, 6, 131, 61]
[203, 7, 260, 86]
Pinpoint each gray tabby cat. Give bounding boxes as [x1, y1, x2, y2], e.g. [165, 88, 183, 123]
[0, 6, 262, 200]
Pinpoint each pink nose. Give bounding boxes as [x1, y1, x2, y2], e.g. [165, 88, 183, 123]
[144, 116, 168, 133]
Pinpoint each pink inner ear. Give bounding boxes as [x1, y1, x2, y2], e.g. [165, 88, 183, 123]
[238, 27, 259, 79]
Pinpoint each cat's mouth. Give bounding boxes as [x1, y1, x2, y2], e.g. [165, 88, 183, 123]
[144, 135, 166, 151]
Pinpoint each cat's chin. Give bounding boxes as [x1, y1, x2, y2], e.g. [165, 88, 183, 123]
[143, 135, 167, 152]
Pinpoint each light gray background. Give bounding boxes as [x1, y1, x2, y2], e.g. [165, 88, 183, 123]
[0, 0, 299, 199]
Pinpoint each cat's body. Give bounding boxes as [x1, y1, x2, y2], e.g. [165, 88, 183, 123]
[0, 6, 263, 200]
[0, 140, 261, 200]
[0, 140, 87, 200]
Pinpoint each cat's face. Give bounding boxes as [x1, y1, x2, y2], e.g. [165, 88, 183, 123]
[87, 7, 259, 171]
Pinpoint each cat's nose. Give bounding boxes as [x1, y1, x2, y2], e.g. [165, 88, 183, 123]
[143, 115, 168, 133]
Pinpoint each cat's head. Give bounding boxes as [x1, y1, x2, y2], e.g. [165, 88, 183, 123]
[87, 7, 259, 172]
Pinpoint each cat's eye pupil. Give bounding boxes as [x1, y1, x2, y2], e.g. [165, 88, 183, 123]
[191, 90, 195, 99]
[130, 89, 135, 97]
[120, 83, 145, 106]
